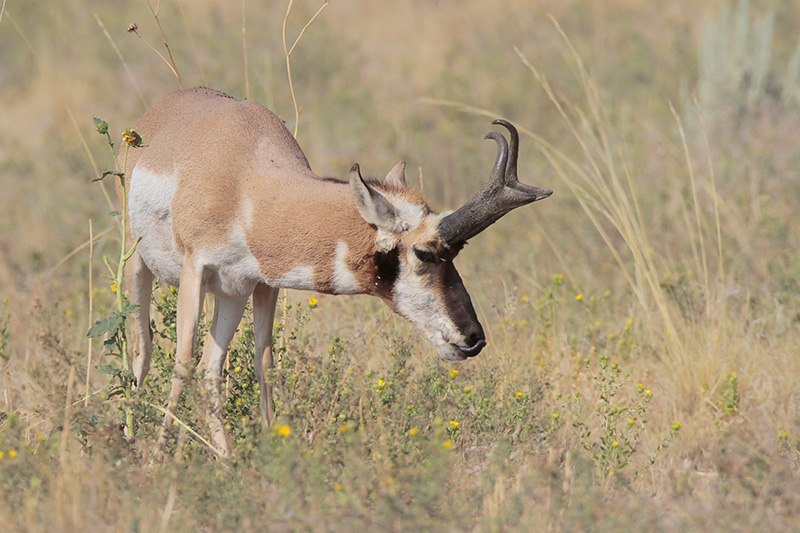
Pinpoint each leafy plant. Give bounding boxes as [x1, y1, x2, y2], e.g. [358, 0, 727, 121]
[720, 371, 740, 415]
[86, 118, 144, 436]
[559, 356, 678, 479]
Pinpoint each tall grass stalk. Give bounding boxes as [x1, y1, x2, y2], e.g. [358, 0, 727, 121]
[282, 0, 329, 139]
[86, 220, 94, 407]
[94, 14, 149, 111]
[508, 20, 730, 373]
[177, 0, 208, 86]
[143, 0, 183, 88]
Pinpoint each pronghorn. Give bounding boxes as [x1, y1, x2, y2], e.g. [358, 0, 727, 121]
[119, 87, 552, 454]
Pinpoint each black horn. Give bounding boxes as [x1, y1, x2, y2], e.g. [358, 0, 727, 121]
[437, 120, 552, 247]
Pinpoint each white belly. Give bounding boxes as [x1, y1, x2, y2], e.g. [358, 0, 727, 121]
[128, 166, 184, 287]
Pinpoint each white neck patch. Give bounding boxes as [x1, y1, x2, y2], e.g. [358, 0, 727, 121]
[332, 241, 359, 294]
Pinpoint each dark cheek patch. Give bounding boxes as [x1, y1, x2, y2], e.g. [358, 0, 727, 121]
[373, 247, 400, 300]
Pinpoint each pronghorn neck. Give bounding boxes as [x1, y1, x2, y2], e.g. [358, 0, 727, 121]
[243, 175, 438, 298]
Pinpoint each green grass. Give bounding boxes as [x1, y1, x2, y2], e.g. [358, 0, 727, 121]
[2, 0, 800, 530]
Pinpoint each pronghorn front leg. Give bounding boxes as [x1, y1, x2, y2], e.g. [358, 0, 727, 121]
[198, 295, 248, 456]
[253, 284, 280, 426]
[158, 256, 206, 448]
[126, 251, 155, 388]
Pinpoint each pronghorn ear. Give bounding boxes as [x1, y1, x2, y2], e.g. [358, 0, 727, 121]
[384, 161, 407, 189]
[350, 164, 405, 233]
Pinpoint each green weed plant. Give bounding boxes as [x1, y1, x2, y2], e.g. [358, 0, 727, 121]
[559, 355, 679, 480]
[86, 119, 143, 436]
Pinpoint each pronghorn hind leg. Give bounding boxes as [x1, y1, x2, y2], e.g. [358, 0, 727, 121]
[157, 257, 206, 450]
[253, 284, 280, 426]
[199, 295, 248, 457]
[126, 251, 155, 389]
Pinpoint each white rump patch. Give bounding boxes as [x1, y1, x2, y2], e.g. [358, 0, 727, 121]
[128, 165, 183, 286]
[332, 242, 359, 294]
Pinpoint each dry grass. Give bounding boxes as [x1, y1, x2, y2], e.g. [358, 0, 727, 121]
[1, 0, 800, 530]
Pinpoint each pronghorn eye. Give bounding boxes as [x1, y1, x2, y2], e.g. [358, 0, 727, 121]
[413, 248, 437, 264]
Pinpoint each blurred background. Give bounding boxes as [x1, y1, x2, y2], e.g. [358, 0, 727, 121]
[2, 0, 800, 528]
[1, 0, 799, 311]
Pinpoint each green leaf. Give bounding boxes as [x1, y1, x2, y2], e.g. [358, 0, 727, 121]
[118, 301, 140, 318]
[108, 210, 121, 217]
[102, 169, 124, 178]
[107, 388, 126, 399]
[97, 364, 116, 375]
[87, 313, 124, 338]
[87, 317, 112, 338]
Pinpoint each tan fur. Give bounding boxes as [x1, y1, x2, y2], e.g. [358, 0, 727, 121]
[120, 88, 425, 293]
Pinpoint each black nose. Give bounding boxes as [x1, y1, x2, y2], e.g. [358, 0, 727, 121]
[466, 329, 485, 348]
[457, 326, 486, 357]
[458, 339, 486, 357]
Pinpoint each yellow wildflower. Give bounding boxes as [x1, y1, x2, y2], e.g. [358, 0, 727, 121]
[448, 420, 460, 429]
[0, 451, 3, 460]
[378, 379, 386, 387]
[334, 484, 343, 491]
[520, 295, 529, 302]
[672, 421, 682, 430]
[276, 424, 291, 437]
[575, 294, 583, 301]
[308, 297, 318, 307]
[612, 441, 619, 447]
[110, 283, 116, 292]
[8, 450, 17, 458]
[463, 386, 471, 392]
[515, 392, 523, 398]
[628, 418, 636, 425]
[234, 365, 242, 373]
[443, 440, 454, 449]
[408, 427, 420, 436]
[552, 413, 560, 419]
[122, 128, 143, 147]
[449, 369, 458, 377]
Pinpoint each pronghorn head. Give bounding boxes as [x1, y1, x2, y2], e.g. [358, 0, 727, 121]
[349, 120, 552, 361]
